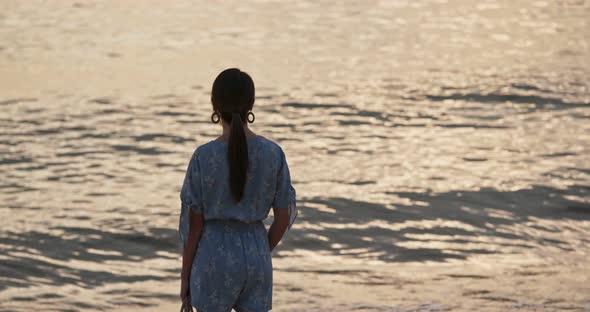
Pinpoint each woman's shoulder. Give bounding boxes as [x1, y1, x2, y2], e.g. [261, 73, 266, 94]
[190, 134, 285, 158]
[256, 135, 285, 156]
[185, 140, 219, 161]
[195, 140, 219, 153]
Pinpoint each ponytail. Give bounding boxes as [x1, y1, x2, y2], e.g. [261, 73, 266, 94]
[225, 111, 248, 203]
[211, 68, 255, 203]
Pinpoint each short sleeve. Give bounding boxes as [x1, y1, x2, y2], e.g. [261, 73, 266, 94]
[178, 149, 203, 247]
[272, 147, 298, 230]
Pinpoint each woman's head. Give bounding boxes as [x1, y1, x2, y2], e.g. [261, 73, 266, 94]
[211, 68, 255, 203]
[211, 68, 255, 123]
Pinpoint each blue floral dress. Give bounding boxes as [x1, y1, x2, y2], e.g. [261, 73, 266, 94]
[178, 135, 297, 312]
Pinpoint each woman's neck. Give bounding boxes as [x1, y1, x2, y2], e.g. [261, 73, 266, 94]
[216, 123, 257, 142]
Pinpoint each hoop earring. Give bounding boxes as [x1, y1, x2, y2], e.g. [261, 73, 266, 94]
[246, 111, 255, 123]
[211, 111, 220, 124]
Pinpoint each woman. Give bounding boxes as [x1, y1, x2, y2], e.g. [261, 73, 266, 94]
[178, 68, 297, 312]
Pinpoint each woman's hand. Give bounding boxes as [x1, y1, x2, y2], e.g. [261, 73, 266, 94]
[180, 278, 190, 302]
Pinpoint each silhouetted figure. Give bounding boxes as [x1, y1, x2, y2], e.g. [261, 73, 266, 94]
[179, 68, 297, 312]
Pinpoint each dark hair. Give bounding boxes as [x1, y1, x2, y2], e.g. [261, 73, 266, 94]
[211, 68, 255, 203]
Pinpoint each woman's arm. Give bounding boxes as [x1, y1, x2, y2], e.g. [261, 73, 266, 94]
[180, 209, 204, 300]
[268, 207, 290, 252]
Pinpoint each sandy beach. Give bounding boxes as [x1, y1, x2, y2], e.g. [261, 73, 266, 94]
[1, 0, 589, 311]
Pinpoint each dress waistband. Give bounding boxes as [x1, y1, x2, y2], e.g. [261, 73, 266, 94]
[206, 218, 263, 224]
[204, 218, 264, 230]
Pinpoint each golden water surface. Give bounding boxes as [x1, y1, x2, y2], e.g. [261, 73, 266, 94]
[1, 0, 589, 311]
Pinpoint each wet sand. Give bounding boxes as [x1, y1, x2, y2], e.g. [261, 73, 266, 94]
[1, 0, 589, 311]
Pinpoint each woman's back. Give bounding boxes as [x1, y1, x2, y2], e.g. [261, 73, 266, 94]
[178, 68, 296, 312]
[179, 134, 297, 311]
[179, 135, 297, 245]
